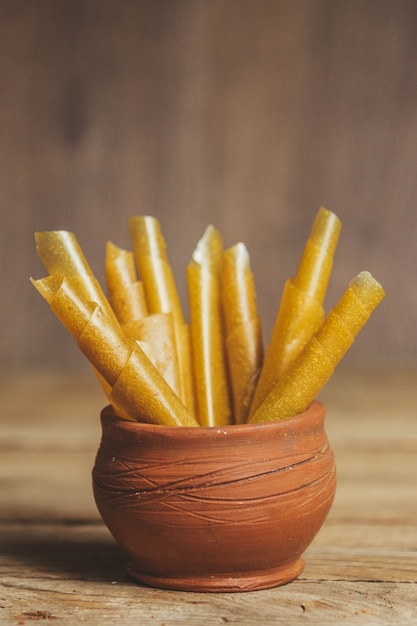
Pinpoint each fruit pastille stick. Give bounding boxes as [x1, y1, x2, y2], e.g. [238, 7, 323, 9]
[129, 216, 196, 413]
[222, 243, 263, 424]
[250, 207, 341, 416]
[187, 226, 232, 427]
[105, 241, 148, 325]
[105, 241, 182, 396]
[250, 271, 385, 423]
[35, 230, 117, 325]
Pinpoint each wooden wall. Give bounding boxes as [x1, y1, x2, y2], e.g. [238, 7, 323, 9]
[1, 0, 417, 372]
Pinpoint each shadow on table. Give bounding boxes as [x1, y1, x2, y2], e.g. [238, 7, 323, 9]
[2, 522, 133, 583]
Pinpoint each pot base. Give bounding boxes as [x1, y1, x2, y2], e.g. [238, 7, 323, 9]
[127, 558, 305, 593]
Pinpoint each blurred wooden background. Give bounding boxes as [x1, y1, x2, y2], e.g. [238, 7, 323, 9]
[1, 0, 416, 373]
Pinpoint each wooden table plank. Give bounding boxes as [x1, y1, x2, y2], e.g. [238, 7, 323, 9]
[1, 369, 417, 624]
[1, 522, 417, 625]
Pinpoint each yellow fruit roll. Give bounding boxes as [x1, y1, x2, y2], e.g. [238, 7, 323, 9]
[187, 226, 232, 427]
[128, 215, 195, 411]
[31, 274, 134, 420]
[105, 241, 148, 325]
[35, 230, 116, 324]
[106, 241, 182, 397]
[221, 243, 263, 424]
[293, 206, 342, 301]
[250, 271, 385, 423]
[128, 216, 185, 323]
[30, 275, 198, 427]
[249, 207, 341, 416]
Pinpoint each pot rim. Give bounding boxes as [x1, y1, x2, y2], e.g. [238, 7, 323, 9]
[100, 400, 325, 437]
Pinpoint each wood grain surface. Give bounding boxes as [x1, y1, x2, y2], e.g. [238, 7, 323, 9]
[1, 369, 417, 624]
[1, 0, 417, 372]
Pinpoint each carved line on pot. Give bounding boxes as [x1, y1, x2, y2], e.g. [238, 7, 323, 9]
[93, 449, 335, 527]
[135, 470, 336, 526]
[93, 471, 336, 512]
[93, 441, 333, 496]
[93, 472, 335, 527]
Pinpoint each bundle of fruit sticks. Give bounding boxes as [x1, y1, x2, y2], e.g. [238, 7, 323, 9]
[31, 207, 385, 427]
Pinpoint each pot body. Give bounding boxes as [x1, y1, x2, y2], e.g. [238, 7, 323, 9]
[92, 401, 336, 592]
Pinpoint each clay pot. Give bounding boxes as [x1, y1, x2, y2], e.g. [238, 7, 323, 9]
[92, 401, 336, 592]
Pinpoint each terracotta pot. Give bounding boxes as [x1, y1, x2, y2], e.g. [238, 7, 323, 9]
[92, 401, 336, 592]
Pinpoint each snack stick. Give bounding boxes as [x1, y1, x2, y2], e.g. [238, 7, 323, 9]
[35, 230, 91, 278]
[105, 241, 182, 397]
[35, 230, 116, 323]
[221, 243, 263, 423]
[31, 274, 131, 417]
[109, 346, 198, 427]
[132, 246, 195, 406]
[132, 255, 182, 318]
[82, 316, 196, 426]
[31, 275, 198, 427]
[187, 226, 232, 427]
[123, 312, 182, 398]
[251, 338, 335, 423]
[128, 216, 185, 325]
[33, 272, 166, 419]
[222, 243, 260, 329]
[328, 274, 384, 335]
[225, 318, 263, 424]
[311, 309, 355, 362]
[249, 207, 341, 416]
[93, 336, 179, 423]
[249, 280, 323, 415]
[33, 274, 133, 383]
[250, 271, 385, 423]
[105, 241, 148, 324]
[292, 206, 342, 301]
[129, 216, 194, 408]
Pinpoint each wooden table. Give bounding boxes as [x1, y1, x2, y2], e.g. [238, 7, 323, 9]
[1, 369, 416, 625]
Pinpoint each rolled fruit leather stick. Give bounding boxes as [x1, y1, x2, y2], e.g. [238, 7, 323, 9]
[36, 232, 140, 416]
[249, 207, 341, 416]
[221, 243, 263, 424]
[128, 216, 196, 415]
[105, 242, 182, 396]
[35, 230, 117, 325]
[30, 275, 198, 427]
[105, 241, 148, 324]
[30, 274, 129, 418]
[187, 226, 232, 427]
[250, 271, 385, 423]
